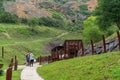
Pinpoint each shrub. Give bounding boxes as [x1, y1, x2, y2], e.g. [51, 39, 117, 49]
[79, 5, 91, 15]
[28, 17, 39, 31]
[0, 9, 19, 24]
[0, 70, 3, 76]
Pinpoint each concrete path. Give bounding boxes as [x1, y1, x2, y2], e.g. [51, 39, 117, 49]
[20, 63, 44, 80]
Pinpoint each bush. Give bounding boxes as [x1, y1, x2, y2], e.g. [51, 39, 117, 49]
[0, 70, 3, 76]
[28, 17, 39, 31]
[0, 8, 19, 24]
[79, 5, 91, 15]
[64, 20, 83, 32]
[39, 15, 66, 28]
[28, 17, 39, 26]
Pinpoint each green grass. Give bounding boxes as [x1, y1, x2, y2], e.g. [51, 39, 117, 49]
[37, 51, 120, 80]
[0, 70, 21, 80]
[0, 23, 82, 68]
[0, 23, 82, 79]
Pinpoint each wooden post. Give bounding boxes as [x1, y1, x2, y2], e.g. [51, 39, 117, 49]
[11, 58, 13, 64]
[91, 40, 94, 55]
[57, 50, 59, 61]
[39, 56, 42, 65]
[117, 31, 120, 50]
[74, 45, 77, 57]
[9, 63, 12, 68]
[102, 35, 106, 53]
[2, 46, 4, 58]
[14, 60, 18, 70]
[51, 53, 53, 62]
[48, 56, 50, 63]
[64, 48, 66, 59]
[6, 67, 12, 80]
[9, 58, 13, 68]
[81, 40, 84, 56]
[14, 56, 18, 70]
[15, 56, 16, 61]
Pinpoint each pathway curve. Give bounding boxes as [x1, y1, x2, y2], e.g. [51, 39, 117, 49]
[20, 63, 44, 80]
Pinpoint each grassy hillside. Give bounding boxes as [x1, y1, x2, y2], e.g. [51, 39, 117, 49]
[0, 23, 82, 68]
[37, 51, 120, 80]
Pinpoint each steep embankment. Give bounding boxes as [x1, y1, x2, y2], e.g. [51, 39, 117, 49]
[38, 51, 120, 80]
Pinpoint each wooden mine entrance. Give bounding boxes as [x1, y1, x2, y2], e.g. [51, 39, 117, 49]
[51, 40, 83, 60]
[64, 40, 83, 58]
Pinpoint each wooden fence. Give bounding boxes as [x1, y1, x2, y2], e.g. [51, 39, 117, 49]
[6, 56, 18, 80]
[36, 31, 120, 65]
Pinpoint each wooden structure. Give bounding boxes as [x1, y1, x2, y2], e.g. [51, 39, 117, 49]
[64, 40, 83, 58]
[6, 67, 12, 80]
[2, 46, 4, 58]
[37, 32, 120, 65]
[51, 40, 83, 61]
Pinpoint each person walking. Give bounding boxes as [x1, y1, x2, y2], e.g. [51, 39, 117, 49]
[30, 53, 34, 67]
[26, 52, 30, 66]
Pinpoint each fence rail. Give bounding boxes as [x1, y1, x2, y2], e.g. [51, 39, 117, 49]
[36, 31, 120, 65]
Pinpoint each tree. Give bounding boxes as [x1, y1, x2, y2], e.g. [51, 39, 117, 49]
[83, 16, 102, 43]
[94, 0, 120, 30]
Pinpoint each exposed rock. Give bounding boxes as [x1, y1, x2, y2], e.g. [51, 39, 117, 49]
[78, 37, 120, 56]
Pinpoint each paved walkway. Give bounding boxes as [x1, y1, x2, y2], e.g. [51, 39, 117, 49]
[20, 63, 44, 80]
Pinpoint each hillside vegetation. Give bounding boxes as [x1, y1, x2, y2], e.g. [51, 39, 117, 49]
[37, 51, 120, 80]
[0, 23, 82, 68]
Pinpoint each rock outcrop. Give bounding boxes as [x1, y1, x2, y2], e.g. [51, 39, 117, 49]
[78, 37, 119, 56]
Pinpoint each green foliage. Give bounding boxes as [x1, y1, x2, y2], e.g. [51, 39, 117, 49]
[64, 20, 83, 32]
[0, 70, 3, 76]
[16, 28, 31, 35]
[0, 27, 7, 32]
[39, 14, 66, 28]
[0, 23, 81, 66]
[28, 17, 39, 32]
[83, 16, 118, 44]
[28, 17, 39, 27]
[0, 12, 19, 24]
[0, 3, 20, 24]
[79, 5, 91, 15]
[113, 66, 120, 79]
[94, 0, 120, 30]
[47, 0, 69, 5]
[20, 18, 28, 24]
[83, 16, 102, 43]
